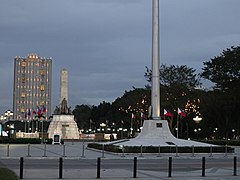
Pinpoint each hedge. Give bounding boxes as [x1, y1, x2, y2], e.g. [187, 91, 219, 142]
[87, 143, 234, 153]
[0, 138, 53, 144]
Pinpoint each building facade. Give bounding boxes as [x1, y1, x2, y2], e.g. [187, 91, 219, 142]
[13, 54, 52, 120]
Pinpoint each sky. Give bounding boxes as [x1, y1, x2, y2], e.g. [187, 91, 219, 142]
[1, 0, 240, 114]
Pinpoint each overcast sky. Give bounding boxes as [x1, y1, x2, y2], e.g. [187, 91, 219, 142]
[1, 0, 240, 114]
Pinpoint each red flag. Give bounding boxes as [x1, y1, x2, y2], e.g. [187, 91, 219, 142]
[164, 109, 173, 117]
[42, 105, 46, 113]
[178, 108, 186, 117]
[37, 106, 42, 116]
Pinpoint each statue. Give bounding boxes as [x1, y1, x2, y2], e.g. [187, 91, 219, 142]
[54, 106, 60, 114]
[60, 98, 68, 114]
[53, 98, 72, 115]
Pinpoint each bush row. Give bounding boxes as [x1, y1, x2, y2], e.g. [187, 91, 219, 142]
[87, 143, 234, 153]
[200, 139, 240, 146]
[0, 138, 53, 144]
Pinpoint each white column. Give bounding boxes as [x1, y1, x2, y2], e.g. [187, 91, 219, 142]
[60, 69, 68, 105]
[151, 0, 160, 119]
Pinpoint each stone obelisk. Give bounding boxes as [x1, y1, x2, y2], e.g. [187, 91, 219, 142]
[48, 69, 79, 140]
[60, 69, 68, 105]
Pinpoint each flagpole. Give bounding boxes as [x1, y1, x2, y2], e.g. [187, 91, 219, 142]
[151, 0, 161, 119]
[121, 121, 123, 139]
[130, 117, 133, 137]
[141, 116, 142, 127]
[177, 114, 179, 139]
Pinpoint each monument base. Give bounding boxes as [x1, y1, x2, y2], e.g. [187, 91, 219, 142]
[48, 114, 79, 140]
[109, 120, 212, 147]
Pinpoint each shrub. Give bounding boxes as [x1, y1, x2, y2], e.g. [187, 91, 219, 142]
[87, 143, 234, 153]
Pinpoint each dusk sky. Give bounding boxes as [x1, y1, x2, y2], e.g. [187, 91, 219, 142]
[1, 0, 240, 114]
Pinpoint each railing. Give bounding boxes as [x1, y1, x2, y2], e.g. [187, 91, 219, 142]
[16, 156, 238, 179]
[0, 143, 233, 158]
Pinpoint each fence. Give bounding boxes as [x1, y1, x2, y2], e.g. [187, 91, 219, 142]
[16, 156, 238, 179]
[0, 143, 233, 158]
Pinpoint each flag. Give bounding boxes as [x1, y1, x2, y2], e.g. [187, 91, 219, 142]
[141, 112, 145, 119]
[32, 110, 36, 115]
[37, 106, 42, 117]
[178, 108, 186, 117]
[42, 105, 46, 113]
[132, 113, 136, 119]
[27, 109, 31, 116]
[164, 109, 173, 117]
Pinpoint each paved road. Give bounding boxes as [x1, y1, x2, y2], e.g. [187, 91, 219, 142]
[1, 157, 240, 179]
[0, 142, 240, 179]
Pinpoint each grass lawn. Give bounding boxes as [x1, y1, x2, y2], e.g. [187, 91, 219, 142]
[0, 168, 18, 180]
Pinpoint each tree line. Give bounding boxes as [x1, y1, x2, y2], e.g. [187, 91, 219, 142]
[73, 46, 240, 140]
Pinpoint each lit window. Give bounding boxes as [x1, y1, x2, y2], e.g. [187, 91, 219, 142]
[22, 61, 26, 67]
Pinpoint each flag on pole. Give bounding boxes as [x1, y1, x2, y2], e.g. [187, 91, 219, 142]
[37, 106, 41, 116]
[164, 109, 173, 117]
[178, 108, 186, 117]
[132, 113, 136, 119]
[42, 105, 46, 113]
[27, 109, 31, 116]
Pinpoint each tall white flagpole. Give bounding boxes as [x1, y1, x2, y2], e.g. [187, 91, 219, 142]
[151, 0, 161, 120]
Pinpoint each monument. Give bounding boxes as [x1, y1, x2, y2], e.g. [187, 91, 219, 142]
[108, 0, 211, 147]
[48, 69, 79, 140]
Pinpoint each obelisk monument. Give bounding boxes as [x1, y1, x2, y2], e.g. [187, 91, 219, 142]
[60, 69, 68, 105]
[48, 69, 79, 140]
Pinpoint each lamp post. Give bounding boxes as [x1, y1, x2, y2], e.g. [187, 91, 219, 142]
[193, 116, 202, 139]
[193, 116, 202, 124]
[5, 110, 14, 138]
[100, 123, 106, 133]
[5, 110, 13, 121]
[0, 115, 7, 136]
[232, 129, 236, 139]
[41, 118, 44, 144]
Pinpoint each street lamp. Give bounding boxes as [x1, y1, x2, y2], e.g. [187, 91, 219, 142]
[5, 110, 13, 119]
[100, 123, 106, 133]
[4, 110, 13, 137]
[0, 115, 7, 136]
[193, 116, 202, 140]
[232, 129, 236, 139]
[193, 116, 202, 124]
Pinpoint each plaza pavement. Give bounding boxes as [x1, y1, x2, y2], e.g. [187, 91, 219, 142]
[0, 141, 240, 179]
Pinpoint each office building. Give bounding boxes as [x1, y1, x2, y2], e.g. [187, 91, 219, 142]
[13, 54, 52, 120]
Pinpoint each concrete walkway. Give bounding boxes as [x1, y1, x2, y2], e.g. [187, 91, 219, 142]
[0, 142, 239, 179]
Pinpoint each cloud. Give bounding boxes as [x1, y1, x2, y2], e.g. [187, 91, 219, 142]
[1, 0, 240, 114]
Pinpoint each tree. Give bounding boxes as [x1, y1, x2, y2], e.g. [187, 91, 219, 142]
[145, 64, 201, 90]
[201, 46, 240, 139]
[201, 46, 240, 90]
[73, 105, 92, 130]
[145, 64, 203, 138]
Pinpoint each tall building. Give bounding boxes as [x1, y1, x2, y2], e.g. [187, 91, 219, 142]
[13, 54, 52, 120]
